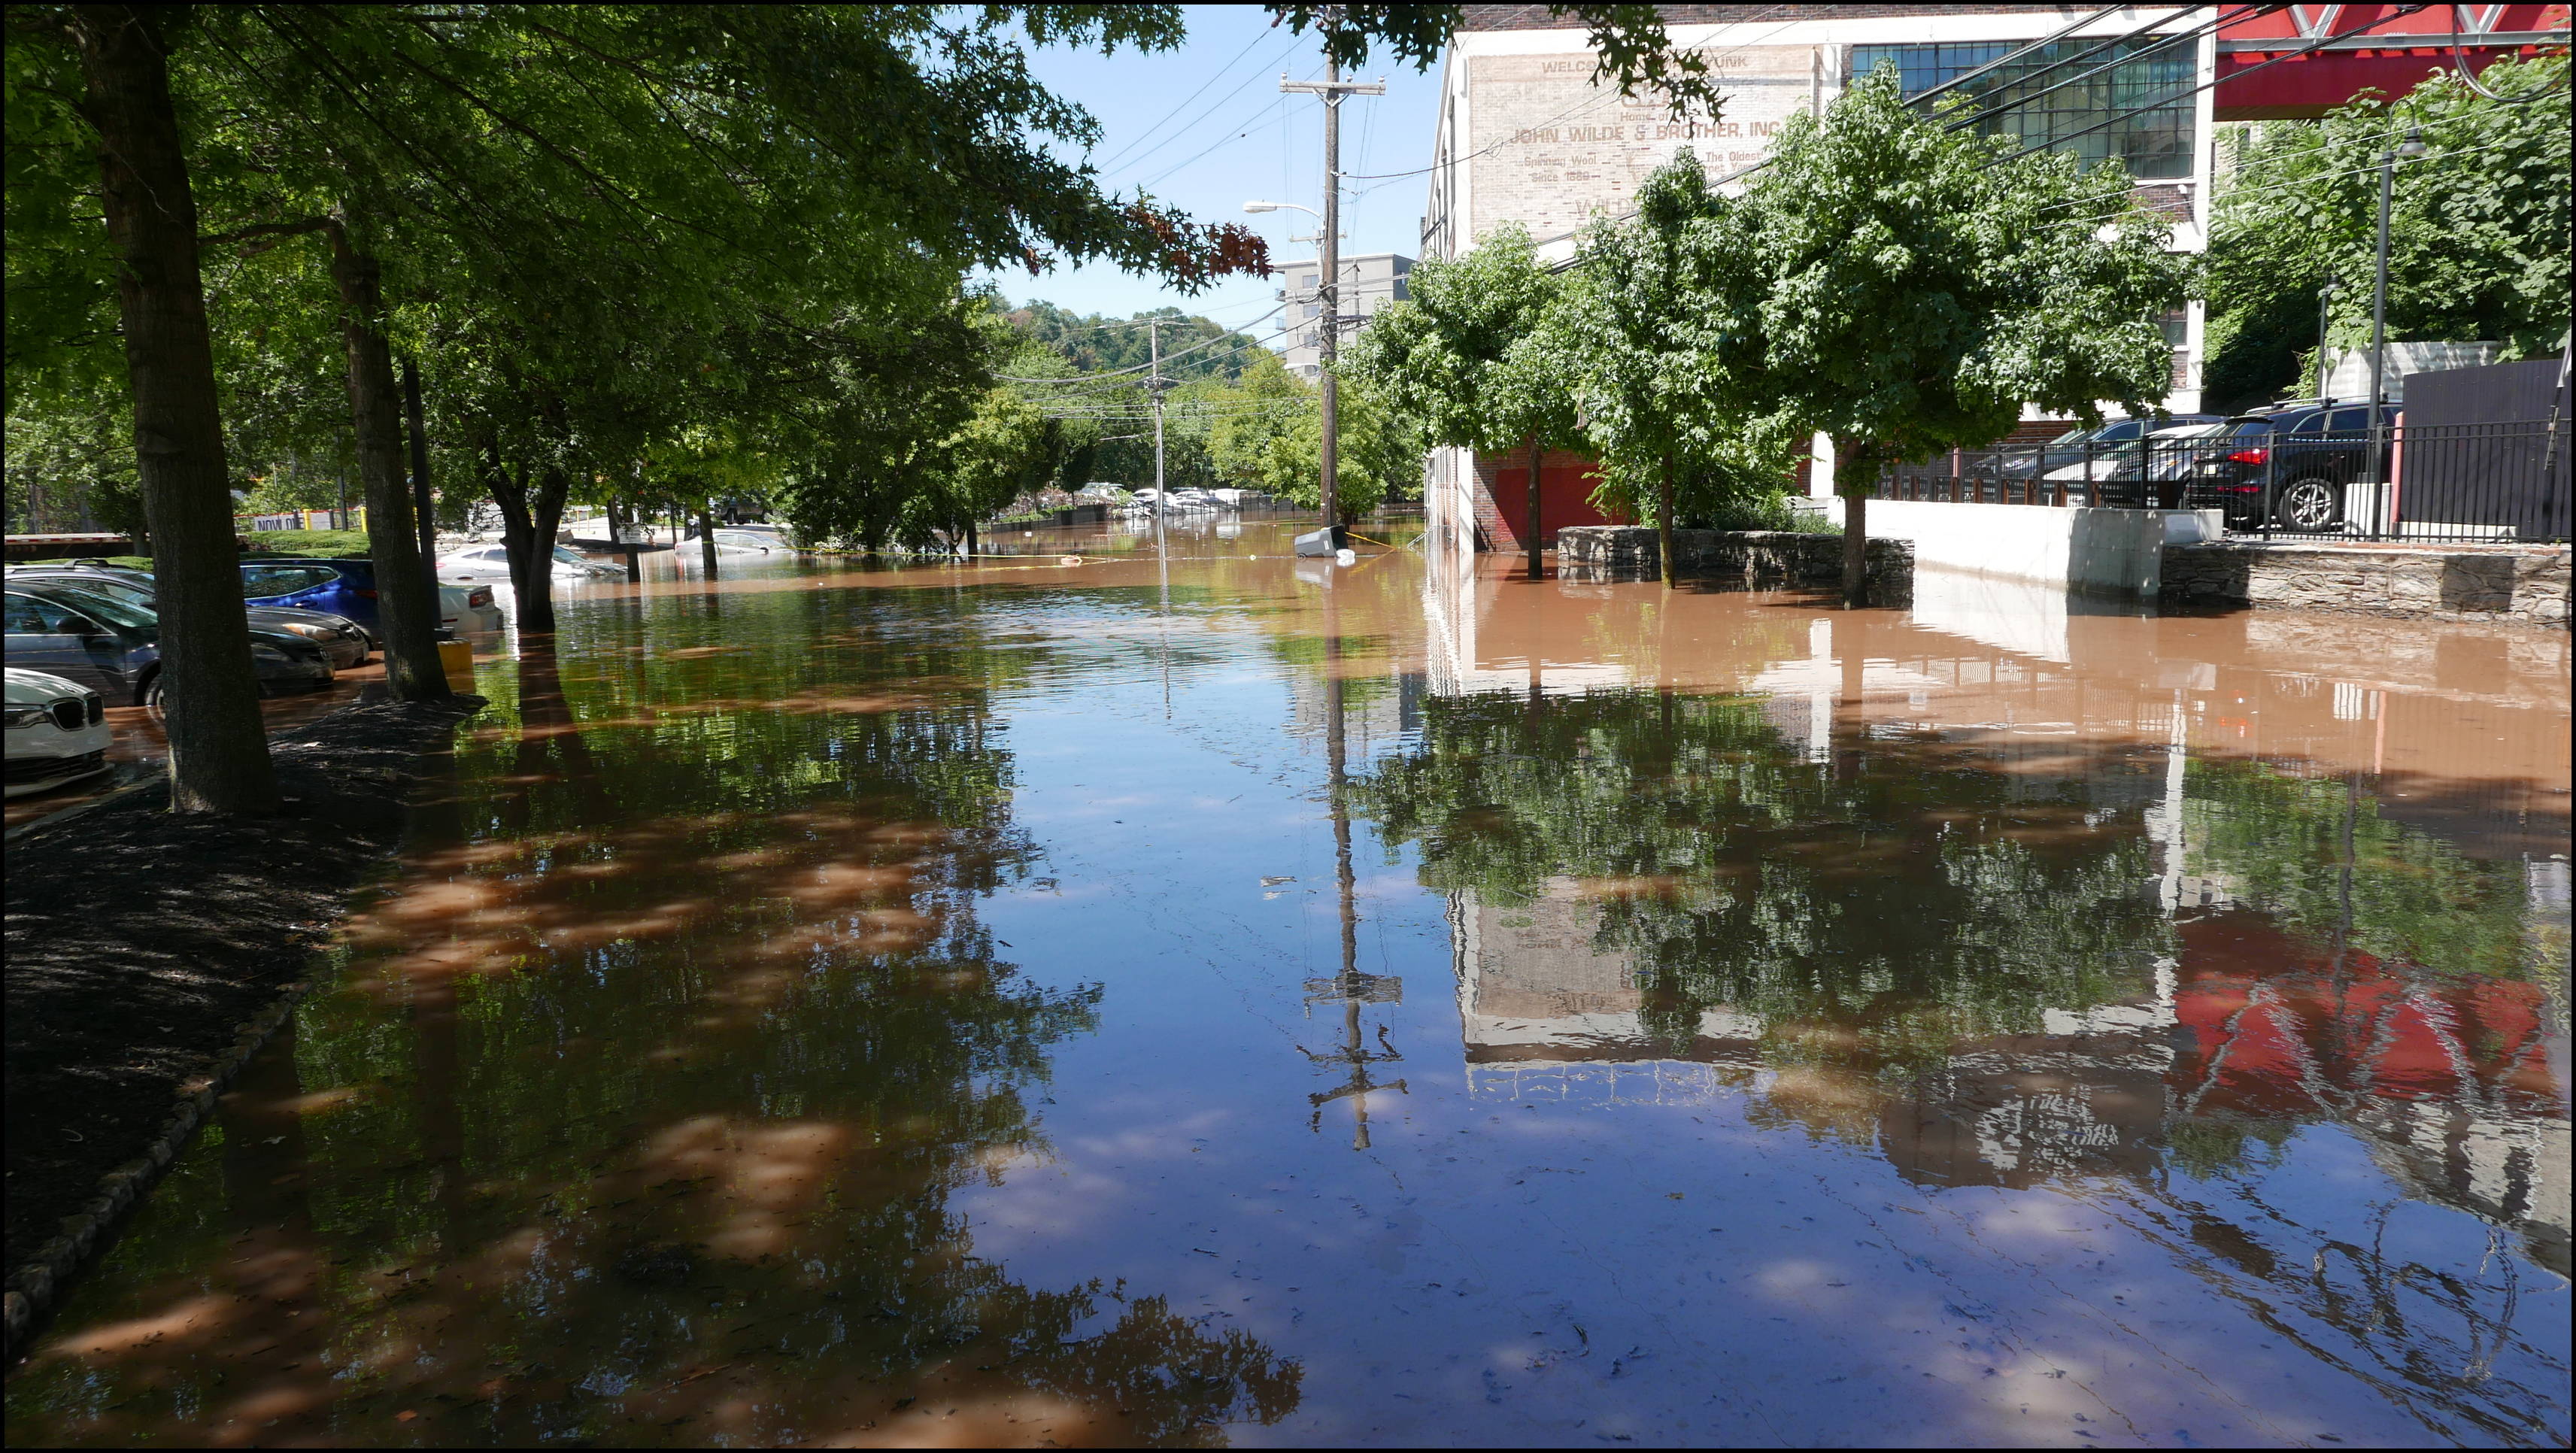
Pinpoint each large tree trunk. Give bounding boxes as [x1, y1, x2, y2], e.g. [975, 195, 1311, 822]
[1524, 434, 1543, 581]
[402, 356, 435, 564]
[487, 439, 554, 636]
[325, 227, 446, 699]
[74, 4, 275, 814]
[1835, 438, 1877, 609]
[697, 501, 719, 578]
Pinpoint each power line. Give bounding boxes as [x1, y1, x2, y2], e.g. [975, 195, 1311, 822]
[1136, 62, 1328, 193]
[1977, 4, 2440, 169]
[1001, 311, 1296, 385]
[1928, 3, 2266, 141]
[1093, 26, 1291, 173]
[1343, 5, 1806, 184]
[1536, 0, 2455, 269]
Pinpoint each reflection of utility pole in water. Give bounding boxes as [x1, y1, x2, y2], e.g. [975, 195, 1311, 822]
[1153, 318, 1173, 715]
[1303, 601, 1403, 1148]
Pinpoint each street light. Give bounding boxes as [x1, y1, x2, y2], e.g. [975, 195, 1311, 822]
[1242, 200, 1317, 217]
[2363, 128, 2426, 498]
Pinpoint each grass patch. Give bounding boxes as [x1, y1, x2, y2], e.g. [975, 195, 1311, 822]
[235, 529, 375, 558]
[1689, 494, 1840, 535]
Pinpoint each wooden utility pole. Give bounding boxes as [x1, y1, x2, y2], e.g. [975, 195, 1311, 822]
[1282, 59, 1382, 538]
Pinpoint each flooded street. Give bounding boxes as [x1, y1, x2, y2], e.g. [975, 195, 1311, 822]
[8, 520, 2568, 1448]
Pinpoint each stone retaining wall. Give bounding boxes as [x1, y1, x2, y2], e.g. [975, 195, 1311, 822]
[1557, 526, 1913, 606]
[2161, 542, 2569, 627]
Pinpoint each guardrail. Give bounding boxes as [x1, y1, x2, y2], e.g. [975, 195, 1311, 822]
[1874, 419, 2570, 544]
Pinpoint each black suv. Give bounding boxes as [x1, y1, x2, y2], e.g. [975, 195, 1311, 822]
[2188, 400, 2397, 532]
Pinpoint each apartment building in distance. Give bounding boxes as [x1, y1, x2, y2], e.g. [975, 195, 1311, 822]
[1277, 253, 1412, 380]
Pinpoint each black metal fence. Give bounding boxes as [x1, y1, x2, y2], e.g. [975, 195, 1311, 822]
[1875, 418, 2571, 544]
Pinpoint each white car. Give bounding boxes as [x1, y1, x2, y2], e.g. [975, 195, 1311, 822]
[437, 543, 624, 583]
[5, 666, 113, 798]
[675, 529, 785, 554]
[443, 582, 506, 634]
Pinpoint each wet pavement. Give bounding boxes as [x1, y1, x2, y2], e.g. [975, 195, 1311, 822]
[7, 518, 2568, 1447]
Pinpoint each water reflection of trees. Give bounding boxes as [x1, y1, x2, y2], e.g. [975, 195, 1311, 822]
[2182, 757, 2555, 980]
[1350, 682, 2567, 1444]
[8, 587, 1299, 1447]
[1355, 687, 2172, 1067]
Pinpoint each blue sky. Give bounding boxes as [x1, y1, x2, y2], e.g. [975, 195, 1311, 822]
[972, 5, 1443, 340]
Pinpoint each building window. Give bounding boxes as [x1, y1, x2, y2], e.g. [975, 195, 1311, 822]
[1847, 39, 2193, 179]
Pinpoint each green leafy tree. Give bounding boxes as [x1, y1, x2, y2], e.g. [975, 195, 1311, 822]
[1346, 223, 1575, 578]
[1207, 352, 1412, 517]
[1628, 72, 2191, 605]
[2203, 55, 2571, 409]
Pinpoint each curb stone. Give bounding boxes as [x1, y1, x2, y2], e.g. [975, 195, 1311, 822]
[3, 976, 311, 1357]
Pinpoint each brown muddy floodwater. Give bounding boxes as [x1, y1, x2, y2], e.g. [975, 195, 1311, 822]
[7, 518, 2568, 1447]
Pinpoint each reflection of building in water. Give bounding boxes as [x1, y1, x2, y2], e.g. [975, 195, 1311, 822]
[1285, 668, 1423, 757]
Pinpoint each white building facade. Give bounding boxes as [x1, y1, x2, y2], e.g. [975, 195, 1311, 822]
[1279, 253, 1413, 380]
[1417, 4, 2216, 558]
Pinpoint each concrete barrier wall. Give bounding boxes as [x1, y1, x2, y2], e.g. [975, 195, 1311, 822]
[1834, 499, 2183, 596]
[2162, 542, 2570, 627]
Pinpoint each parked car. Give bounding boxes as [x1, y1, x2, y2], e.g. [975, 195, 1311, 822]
[5, 666, 113, 798]
[2186, 400, 2399, 531]
[674, 528, 785, 555]
[1983, 414, 2224, 486]
[435, 542, 624, 583]
[2039, 420, 2233, 508]
[241, 557, 505, 638]
[8, 566, 372, 669]
[6, 582, 332, 706]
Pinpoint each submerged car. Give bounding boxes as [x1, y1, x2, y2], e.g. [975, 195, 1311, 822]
[673, 528, 787, 555]
[5, 666, 112, 798]
[5, 582, 332, 706]
[8, 565, 371, 669]
[435, 542, 624, 583]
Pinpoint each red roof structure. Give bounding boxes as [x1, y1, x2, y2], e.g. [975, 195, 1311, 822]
[2216, 4, 2571, 120]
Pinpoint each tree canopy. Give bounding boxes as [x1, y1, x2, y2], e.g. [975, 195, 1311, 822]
[2202, 54, 2571, 410]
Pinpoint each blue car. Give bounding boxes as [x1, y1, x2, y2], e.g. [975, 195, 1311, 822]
[240, 557, 382, 638]
[240, 557, 501, 643]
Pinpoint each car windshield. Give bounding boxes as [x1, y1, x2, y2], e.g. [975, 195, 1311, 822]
[54, 575, 155, 608]
[32, 583, 156, 633]
[551, 547, 590, 564]
[2226, 418, 2276, 438]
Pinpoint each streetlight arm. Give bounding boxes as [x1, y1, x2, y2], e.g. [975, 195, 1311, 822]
[1243, 200, 1320, 218]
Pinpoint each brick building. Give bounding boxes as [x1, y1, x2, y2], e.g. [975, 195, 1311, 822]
[1415, 5, 2568, 560]
[1417, 4, 2224, 560]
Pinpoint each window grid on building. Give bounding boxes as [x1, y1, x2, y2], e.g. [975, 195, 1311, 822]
[1847, 40, 2195, 179]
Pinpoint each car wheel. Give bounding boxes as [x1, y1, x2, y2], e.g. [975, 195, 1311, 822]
[141, 670, 165, 714]
[2274, 477, 2342, 532]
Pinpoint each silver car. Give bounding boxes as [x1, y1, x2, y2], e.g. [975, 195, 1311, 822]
[7, 566, 372, 669]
